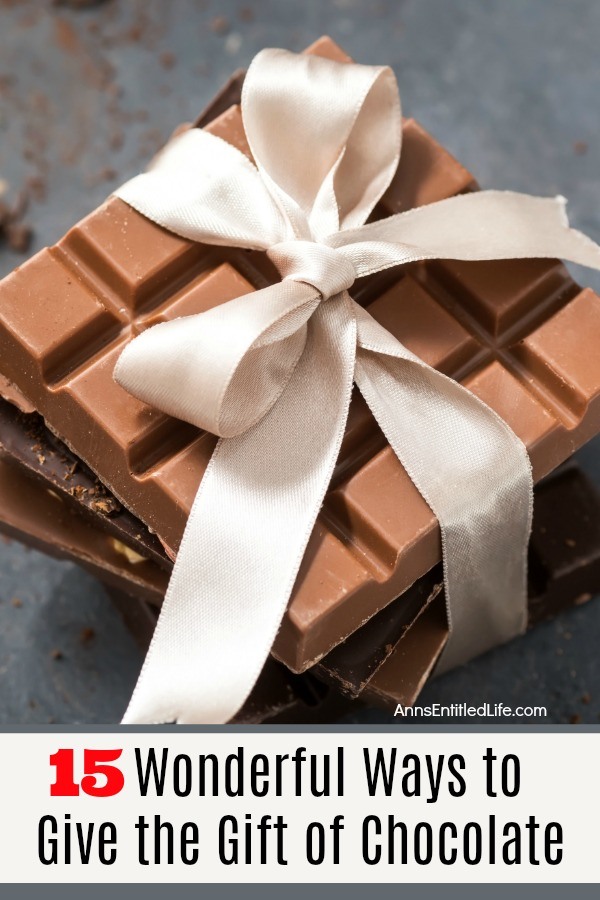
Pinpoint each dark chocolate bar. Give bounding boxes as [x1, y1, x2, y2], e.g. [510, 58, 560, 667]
[1, 37, 600, 676]
[315, 571, 443, 697]
[0, 454, 168, 603]
[0, 397, 169, 570]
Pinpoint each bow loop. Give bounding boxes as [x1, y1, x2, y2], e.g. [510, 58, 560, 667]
[115, 127, 289, 250]
[242, 48, 401, 239]
[115, 280, 320, 438]
[268, 240, 356, 299]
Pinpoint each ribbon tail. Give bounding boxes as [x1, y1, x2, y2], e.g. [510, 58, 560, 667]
[353, 304, 532, 673]
[331, 191, 600, 277]
[122, 295, 357, 724]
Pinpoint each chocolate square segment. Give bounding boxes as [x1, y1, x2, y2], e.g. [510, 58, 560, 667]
[366, 275, 478, 374]
[1, 36, 600, 673]
[381, 118, 477, 214]
[142, 264, 255, 328]
[0, 248, 120, 385]
[60, 197, 206, 315]
[431, 257, 574, 341]
[512, 288, 600, 418]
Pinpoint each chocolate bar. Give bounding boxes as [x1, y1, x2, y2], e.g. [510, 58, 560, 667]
[0, 397, 170, 571]
[1, 37, 600, 676]
[0, 390, 441, 695]
[315, 571, 443, 697]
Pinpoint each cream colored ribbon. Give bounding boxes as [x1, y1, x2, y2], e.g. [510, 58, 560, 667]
[114, 48, 600, 724]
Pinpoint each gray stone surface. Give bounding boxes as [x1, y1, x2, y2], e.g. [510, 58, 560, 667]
[0, 0, 599, 724]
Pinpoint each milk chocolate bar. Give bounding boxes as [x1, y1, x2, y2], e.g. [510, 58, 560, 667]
[1, 37, 600, 675]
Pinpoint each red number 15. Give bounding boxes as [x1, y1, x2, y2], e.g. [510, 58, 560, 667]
[50, 748, 124, 797]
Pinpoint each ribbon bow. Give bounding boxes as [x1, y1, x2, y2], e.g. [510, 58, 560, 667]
[114, 48, 600, 724]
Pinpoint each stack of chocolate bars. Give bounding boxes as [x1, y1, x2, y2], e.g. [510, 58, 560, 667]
[1, 36, 600, 723]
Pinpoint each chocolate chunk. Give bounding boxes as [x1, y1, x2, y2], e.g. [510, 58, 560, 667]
[527, 463, 600, 624]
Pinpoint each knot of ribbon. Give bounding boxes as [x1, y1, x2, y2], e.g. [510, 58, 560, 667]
[268, 241, 356, 300]
[113, 47, 600, 724]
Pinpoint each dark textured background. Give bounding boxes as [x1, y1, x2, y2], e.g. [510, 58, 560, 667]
[0, 0, 599, 725]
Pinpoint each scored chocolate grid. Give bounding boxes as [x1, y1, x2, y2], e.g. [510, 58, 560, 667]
[53, 213, 277, 475]
[42, 107, 492, 488]
[49, 227, 580, 484]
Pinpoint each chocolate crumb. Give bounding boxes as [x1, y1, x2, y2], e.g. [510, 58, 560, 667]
[51, 648, 64, 661]
[80, 626, 95, 644]
[159, 51, 175, 70]
[91, 498, 117, 515]
[26, 175, 47, 202]
[52, 0, 108, 8]
[581, 692, 591, 705]
[569, 713, 581, 724]
[11, 597, 22, 608]
[210, 15, 230, 34]
[5, 222, 33, 253]
[0, 200, 10, 229]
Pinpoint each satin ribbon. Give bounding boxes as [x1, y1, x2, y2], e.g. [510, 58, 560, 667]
[113, 47, 600, 724]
